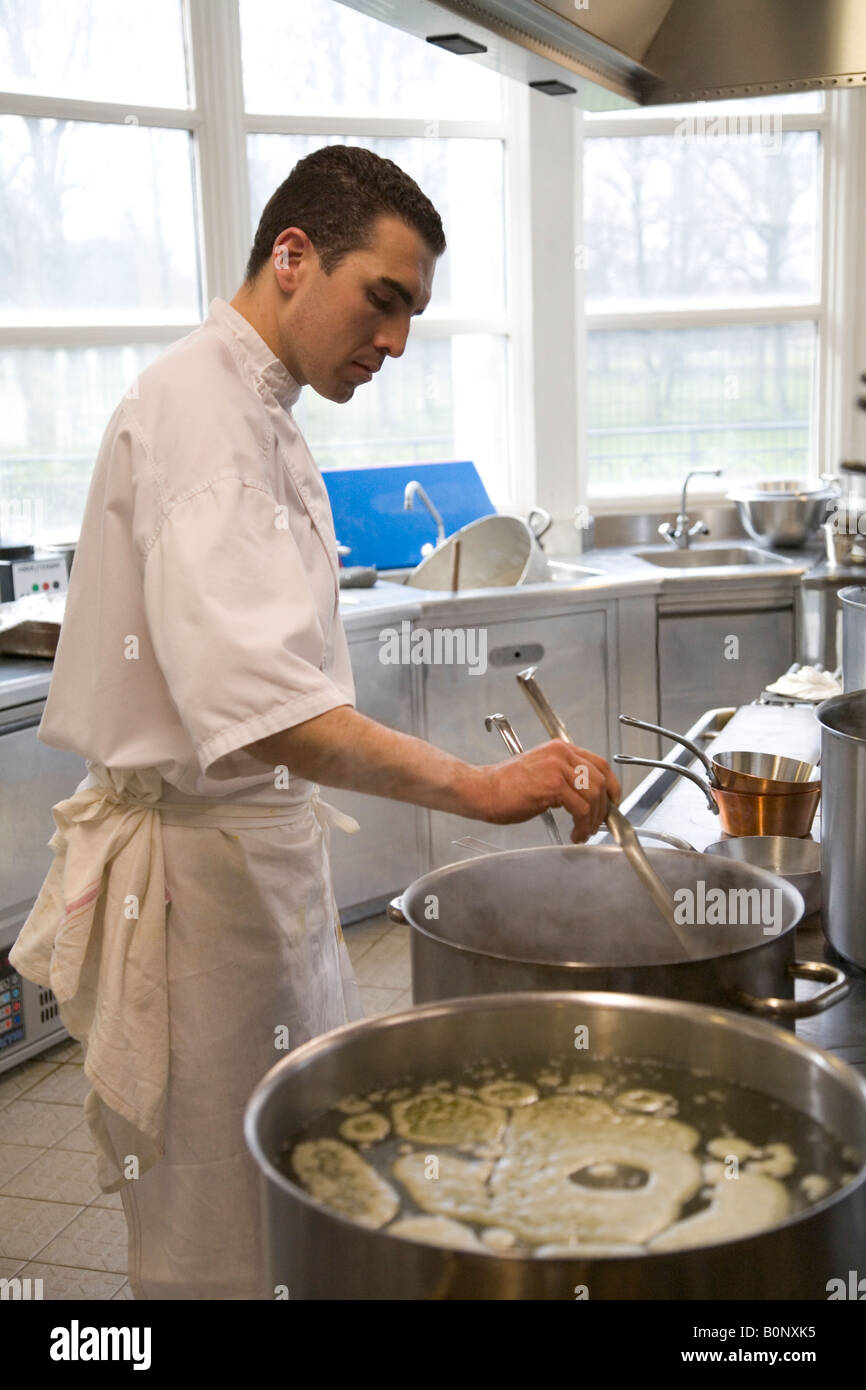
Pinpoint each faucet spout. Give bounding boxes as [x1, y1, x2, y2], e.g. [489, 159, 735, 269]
[404, 480, 446, 547]
[659, 468, 723, 548]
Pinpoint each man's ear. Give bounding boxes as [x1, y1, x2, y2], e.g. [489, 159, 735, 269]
[271, 227, 312, 292]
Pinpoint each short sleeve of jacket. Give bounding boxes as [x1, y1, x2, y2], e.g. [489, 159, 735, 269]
[143, 476, 354, 775]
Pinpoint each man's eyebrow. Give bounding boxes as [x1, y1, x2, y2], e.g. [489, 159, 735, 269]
[377, 276, 426, 315]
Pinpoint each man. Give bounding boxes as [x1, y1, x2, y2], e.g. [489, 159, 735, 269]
[11, 146, 618, 1299]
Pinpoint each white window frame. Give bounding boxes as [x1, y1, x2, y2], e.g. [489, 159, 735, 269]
[0, 0, 532, 524]
[577, 91, 864, 513]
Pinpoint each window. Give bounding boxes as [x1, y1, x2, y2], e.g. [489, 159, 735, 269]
[0, 0, 199, 542]
[582, 94, 828, 500]
[0, 0, 524, 544]
[240, 0, 518, 501]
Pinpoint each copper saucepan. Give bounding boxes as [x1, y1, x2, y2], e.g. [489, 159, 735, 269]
[613, 751, 821, 837]
[619, 714, 820, 794]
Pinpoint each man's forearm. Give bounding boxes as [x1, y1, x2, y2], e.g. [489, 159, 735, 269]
[244, 705, 488, 819]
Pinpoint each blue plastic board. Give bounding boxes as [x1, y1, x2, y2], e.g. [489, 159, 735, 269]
[322, 461, 495, 569]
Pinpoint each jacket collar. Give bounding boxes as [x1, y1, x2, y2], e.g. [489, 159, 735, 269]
[207, 297, 303, 411]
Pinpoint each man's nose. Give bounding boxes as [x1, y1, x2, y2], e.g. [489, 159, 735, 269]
[375, 316, 411, 360]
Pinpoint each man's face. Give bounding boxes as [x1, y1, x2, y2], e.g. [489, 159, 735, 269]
[275, 214, 437, 403]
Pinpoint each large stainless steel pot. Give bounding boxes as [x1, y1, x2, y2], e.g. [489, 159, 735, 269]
[840, 585, 866, 692]
[245, 991, 866, 1300]
[817, 689, 866, 968]
[390, 846, 846, 1022]
[404, 508, 552, 589]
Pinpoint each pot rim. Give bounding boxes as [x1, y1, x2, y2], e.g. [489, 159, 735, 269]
[244, 989, 866, 1264]
[727, 483, 836, 502]
[400, 845, 803, 970]
[817, 688, 866, 740]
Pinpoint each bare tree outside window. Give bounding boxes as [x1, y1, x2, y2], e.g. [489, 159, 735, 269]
[583, 104, 823, 495]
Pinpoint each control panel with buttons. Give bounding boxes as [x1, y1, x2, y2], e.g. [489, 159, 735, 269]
[0, 554, 68, 603]
[0, 948, 25, 1051]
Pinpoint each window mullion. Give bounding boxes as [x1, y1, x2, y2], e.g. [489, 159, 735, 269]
[186, 0, 250, 303]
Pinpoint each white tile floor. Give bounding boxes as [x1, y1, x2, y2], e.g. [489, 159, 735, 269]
[0, 912, 410, 1299]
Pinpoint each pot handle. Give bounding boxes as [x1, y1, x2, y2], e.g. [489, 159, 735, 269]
[527, 506, 553, 543]
[613, 753, 719, 814]
[387, 896, 408, 926]
[619, 713, 716, 781]
[733, 960, 849, 1019]
[632, 828, 697, 852]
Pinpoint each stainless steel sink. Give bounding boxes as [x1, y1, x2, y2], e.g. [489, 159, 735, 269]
[634, 545, 792, 569]
[382, 560, 604, 589]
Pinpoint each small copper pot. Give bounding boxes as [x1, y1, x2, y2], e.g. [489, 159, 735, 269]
[613, 754, 821, 838]
[619, 714, 819, 794]
[711, 782, 821, 837]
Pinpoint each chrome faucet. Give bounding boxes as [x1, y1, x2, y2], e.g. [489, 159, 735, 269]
[404, 480, 446, 555]
[658, 468, 723, 548]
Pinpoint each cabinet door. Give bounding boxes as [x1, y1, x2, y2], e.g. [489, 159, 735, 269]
[327, 637, 423, 921]
[0, 713, 86, 913]
[422, 609, 611, 866]
[658, 608, 794, 733]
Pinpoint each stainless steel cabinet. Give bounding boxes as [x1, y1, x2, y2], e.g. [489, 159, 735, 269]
[326, 635, 424, 922]
[658, 606, 794, 732]
[420, 608, 611, 866]
[0, 702, 86, 918]
[0, 700, 85, 1072]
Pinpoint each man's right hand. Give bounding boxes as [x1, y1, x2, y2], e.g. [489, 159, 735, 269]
[478, 740, 621, 843]
[243, 706, 619, 845]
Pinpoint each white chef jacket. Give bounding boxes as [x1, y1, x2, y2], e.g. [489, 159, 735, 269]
[11, 298, 364, 1299]
[40, 295, 356, 792]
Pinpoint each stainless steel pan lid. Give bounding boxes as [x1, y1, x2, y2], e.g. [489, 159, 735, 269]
[398, 844, 803, 969]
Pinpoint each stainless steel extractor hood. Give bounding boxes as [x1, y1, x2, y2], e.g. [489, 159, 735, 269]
[340, 0, 866, 107]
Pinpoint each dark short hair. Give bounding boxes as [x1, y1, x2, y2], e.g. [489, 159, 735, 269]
[245, 145, 446, 281]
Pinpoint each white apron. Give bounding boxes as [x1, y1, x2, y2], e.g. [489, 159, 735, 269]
[10, 762, 363, 1301]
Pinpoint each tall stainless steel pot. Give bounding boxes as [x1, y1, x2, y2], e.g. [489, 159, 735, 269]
[840, 585, 866, 692]
[245, 992, 866, 1300]
[390, 845, 846, 1024]
[817, 689, 866, 968]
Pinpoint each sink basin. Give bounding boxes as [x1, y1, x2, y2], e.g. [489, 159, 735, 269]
[382, 559, 604, 590]
[634, 545, 792, 569]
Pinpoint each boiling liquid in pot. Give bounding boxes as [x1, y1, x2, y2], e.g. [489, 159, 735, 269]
[279, 1057, 861, 1256]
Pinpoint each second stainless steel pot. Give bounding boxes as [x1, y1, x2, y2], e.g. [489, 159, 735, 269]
[817, 689, 866, 968]
[840, 585, 866, 692]
[390, 845, 846, 1024]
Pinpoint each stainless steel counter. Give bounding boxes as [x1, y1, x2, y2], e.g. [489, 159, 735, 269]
[377, 538, 809, 615]
[0, 656, 52, 710]
[1, 538, 812, 707]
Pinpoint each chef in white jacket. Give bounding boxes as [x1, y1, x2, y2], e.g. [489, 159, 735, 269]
[11, 146, 618, 1300]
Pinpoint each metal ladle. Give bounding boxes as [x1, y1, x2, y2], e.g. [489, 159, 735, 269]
[485, 713, 563, 846]
[515, 667, 700, 957]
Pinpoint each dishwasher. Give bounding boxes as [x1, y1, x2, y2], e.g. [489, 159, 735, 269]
[0, 662, 85, 1073]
